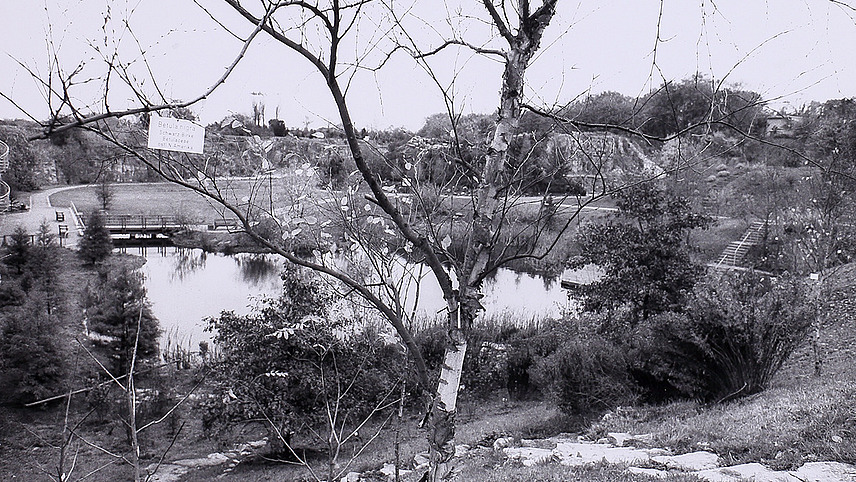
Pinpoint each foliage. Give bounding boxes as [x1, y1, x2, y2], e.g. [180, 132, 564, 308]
[634, 272, 815, 402]
[571, 182, 710, 324]
[0, 307, 66, 405]
[563, 91, 637, 127]
[84, 264, 160, 376]
[78, 211, 113, 265]
[638, 75, 766, 138]
[269, 118, 288, 136]
[530, 334, 636, 418]
[96, 177, 115, 211]
[3, 225, 31, 274]
[203, 266, 403, 454]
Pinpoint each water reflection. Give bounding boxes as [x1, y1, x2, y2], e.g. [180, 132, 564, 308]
[129, 247, 572, 349]
[235, 254, 280, 286]
[171, 248, 209, 281]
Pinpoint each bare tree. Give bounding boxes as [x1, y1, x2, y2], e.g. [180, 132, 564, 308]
[96, 175, 114, 211]
[9, 1, 807, 480]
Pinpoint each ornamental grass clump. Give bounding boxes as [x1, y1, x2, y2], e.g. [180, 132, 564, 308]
[636, 271, 815, 402]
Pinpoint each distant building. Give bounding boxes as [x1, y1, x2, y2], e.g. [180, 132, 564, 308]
[766, 114, 806, 138]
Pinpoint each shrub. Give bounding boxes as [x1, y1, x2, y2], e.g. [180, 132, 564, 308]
[203, 266, 404, 454]
[0, 309, 65, 405]
[635, 272, 815, 402]
[530, 335, 636, 418]
[78, 211, 113, 265]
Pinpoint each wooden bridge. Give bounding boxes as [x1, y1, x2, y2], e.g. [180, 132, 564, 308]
[97, 215, 183, 236]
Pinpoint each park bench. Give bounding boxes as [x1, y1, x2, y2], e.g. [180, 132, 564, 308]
[211, 219, 240, 231]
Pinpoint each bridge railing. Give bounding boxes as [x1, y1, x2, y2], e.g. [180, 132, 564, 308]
[102, 214, 181, 229]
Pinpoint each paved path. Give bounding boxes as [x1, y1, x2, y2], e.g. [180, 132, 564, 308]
[0, 186, 83, 248]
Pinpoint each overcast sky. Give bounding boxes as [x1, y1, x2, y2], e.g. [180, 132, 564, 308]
[2, 1, 855, 131]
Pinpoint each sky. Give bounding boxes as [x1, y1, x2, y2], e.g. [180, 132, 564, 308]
[2, 0, 856, 131]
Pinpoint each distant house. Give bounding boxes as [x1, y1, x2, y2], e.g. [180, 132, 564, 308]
[766, 114, 806, 138]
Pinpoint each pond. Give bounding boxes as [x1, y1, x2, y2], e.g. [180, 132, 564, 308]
[133, 247, 572, 348]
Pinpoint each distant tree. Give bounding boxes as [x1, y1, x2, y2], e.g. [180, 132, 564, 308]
[96, 176, 115, 211]
[1, 131, 42, 192]
[3, 225, 31, 275]
[571, 182, 711, 325]
[639, 75, 765, 138]
[25, 221, 64, 316]
[566, 91, 636, 127]
[78, 212, 113, 265]
[85, 264, 160, 376]
[268, 119, 288, 137]
[0, 308, 66, 405]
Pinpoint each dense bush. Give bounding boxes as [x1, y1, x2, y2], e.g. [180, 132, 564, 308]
[0, 308, 65, 405]
[530, 335, 636, 418]
[78, 211, 113, 265]
[84, 264, 160, 376]
[202, 266, 404, 454]
[634, 272, 815, 402]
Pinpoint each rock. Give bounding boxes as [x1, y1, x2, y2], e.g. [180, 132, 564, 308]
[493, 436, 515, 450]
[607, 432, 637, 447]
[791, 461, 856, 482]
[380, 462, 413, 479]
[173, 452, 231, 468]
[454, 444, 471, 457]
[521, 438, 557, 449]
[504, 447, 555, 467]
[626, 467, 672, 478]
[554, 442, 656, 466]
[145, 463, 188, 482]
[413, 452, 429, 469]
[340, 471, 361, 482]
[694, 463, 800, 482]
[653, 451, 720, 471]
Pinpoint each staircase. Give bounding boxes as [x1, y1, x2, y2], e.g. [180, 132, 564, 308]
[712, 220, 766, 268]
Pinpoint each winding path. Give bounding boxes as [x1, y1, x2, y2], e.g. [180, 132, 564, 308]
[0, 185, 84, 247]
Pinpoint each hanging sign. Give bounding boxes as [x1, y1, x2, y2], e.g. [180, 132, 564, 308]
[147, 114, 205, 154]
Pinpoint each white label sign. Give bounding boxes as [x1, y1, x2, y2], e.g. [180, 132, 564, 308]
[147, 114, 205, 154]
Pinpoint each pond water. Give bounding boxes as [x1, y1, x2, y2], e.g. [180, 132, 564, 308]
[132, 247, 571, 348]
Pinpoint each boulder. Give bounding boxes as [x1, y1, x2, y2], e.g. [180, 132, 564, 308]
[693, 463, 800, 482]
[503, 447, 555, 466]
[653, 451, 720, 471]
[554, 441, 657, 466]
[791, 461, 856, 482]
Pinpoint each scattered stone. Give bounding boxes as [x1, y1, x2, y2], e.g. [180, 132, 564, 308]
[521, 438, 557, 449]
[340, 471, 361, 482]
[455, 444, 471, 457]
[379, 462, 413, 480]
[492, 436, 515, 450]
[653, 451, 720, 471]
[413, 452, 429, 469]
[626, 466, 672, 478]
[694, 463, 800, 482]
[791, 461, 856, 482]
[173, 452, 232, 468]
[504, 447, 555, 467]
[146, 463, 188, 482]
[554, 442, 658, 466]
[607, 432, 635, 447]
